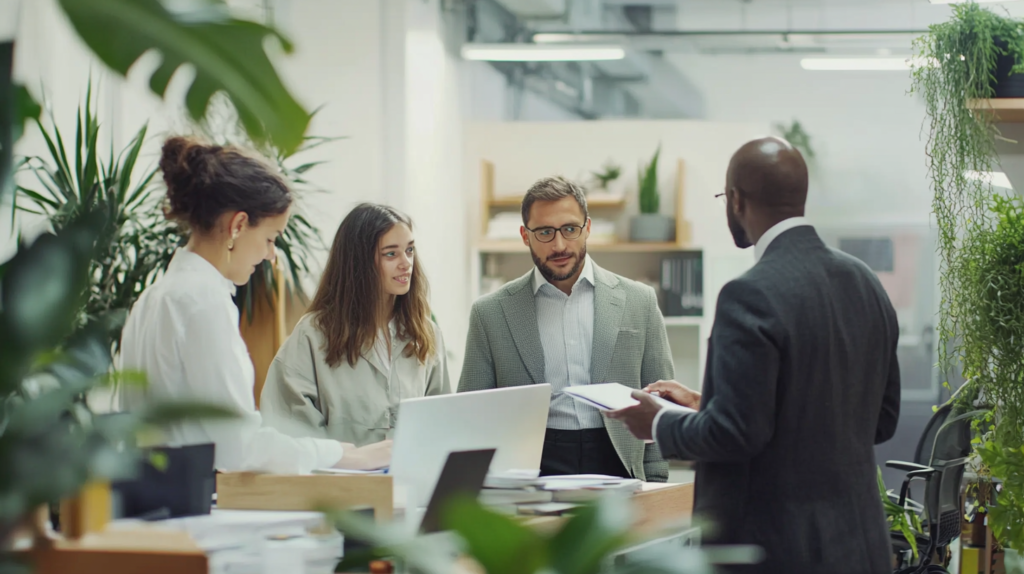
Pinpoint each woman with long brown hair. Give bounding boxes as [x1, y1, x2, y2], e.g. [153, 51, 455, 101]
[260, 203, 448, 449]
[120, 137, 390, 474]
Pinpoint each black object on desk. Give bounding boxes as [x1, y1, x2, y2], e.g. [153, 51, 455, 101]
[419, 448, 495, 534]
[111, 443, 216, 519]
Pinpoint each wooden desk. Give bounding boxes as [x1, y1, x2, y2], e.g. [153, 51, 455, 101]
[519, 482, 694, 535]
[216, 472, 394, 521]
[24, 530, 207, 574]
[216, 473, 693, 535]
[632, 482, 694, 531]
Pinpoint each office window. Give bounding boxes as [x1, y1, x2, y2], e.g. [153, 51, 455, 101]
[839, 237, 894, 272]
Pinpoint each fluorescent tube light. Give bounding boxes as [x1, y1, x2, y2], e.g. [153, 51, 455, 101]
[532, 33, 626, 44]
[965, 170, 1013, 190]
[461, 44, 625, 62]
[800, 58, 916, 71]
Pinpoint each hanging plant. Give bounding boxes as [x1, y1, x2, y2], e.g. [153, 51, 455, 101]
[913, 3, 1024, 551]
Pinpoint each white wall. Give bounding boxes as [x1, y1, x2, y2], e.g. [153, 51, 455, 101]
[668, 53, 932, 228]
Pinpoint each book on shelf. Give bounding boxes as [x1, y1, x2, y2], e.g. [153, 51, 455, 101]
[661, 253, 703, 316]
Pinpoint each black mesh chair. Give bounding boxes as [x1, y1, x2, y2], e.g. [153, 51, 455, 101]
[886, 401, 985, 574]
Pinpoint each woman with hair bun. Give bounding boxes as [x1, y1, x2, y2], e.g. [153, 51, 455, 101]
[119, 136, 391, 474]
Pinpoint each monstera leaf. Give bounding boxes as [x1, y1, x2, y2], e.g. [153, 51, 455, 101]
[57, 0, 309, 155]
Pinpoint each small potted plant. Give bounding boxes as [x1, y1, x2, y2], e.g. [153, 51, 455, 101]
[629, 145, 675, 243]
[589, 160, 622, 196]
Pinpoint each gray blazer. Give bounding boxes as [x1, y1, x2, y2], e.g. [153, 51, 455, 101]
[459, 263, 672, 482]
[656, 226, 900, 573]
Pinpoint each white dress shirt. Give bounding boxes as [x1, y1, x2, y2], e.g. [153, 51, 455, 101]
[119, 249, 344, 474]
[533, 255, 604, 430]
[651, 216, 812, 443]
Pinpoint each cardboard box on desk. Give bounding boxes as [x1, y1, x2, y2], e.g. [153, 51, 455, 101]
[216, 473, 394, 522]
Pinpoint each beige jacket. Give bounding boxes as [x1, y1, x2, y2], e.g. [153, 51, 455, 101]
[260, 313, 449, 447]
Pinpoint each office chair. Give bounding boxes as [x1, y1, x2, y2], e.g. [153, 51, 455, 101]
[886, 401, 986, 574]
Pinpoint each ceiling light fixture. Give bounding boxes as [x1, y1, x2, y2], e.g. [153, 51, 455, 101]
[460, 43, 626, 62]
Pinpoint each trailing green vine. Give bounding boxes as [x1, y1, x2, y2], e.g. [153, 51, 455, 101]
[913, 3, 1024, 551]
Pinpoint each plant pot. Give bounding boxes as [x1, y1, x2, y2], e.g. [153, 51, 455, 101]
[1004, 548, 1020, 574]
[992, 41, 1024, 98]
[629, 214, 675, 243]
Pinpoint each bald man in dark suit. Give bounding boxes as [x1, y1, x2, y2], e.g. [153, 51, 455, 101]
[609, 137, 901, 574]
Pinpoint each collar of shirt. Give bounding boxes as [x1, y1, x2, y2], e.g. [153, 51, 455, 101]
[167, 248, 238, 296]
[753, 216, 812, 262]
[532, 254, 595, 295]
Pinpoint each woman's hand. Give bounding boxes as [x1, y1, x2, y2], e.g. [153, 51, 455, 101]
[333, 439, 393, 471]
[646, 380, 702, 410]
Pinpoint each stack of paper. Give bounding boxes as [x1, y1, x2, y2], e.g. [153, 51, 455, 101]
[483, 469, 540, 489]
[109, 510, 341, 574]
[535, 475, 643, 502]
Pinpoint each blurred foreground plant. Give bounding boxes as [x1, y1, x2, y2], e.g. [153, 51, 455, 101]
[329, 494, 720, 574]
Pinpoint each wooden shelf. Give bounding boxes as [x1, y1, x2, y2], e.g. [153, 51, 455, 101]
[489, 195, 626, 208]
[478, 158, 692, 252]
[967, 98, 1024, 122]
[663, 316, 702, 327]
[478, 241, 693, 254]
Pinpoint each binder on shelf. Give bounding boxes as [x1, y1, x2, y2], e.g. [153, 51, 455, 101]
[660, 253, 703, 317]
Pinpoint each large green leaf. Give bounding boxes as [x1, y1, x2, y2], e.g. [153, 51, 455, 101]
[548, 496, 632, 574]
[139, 401, 239, 426]
[57, 0, 310, 155]
[0, 214, 100, 386]
[442, 496, 548, 574]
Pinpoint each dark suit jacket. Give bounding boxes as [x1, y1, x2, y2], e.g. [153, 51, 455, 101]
[656, 226, 900, 574]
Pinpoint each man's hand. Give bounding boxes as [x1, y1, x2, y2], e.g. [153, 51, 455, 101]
[646, 380, 702, 410]
[605, 390, 664, 442]
[333, 439, 393, 471]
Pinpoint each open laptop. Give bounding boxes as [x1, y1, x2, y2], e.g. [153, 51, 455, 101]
[390, 384, 551, 507]
[418, 449, 495, 533]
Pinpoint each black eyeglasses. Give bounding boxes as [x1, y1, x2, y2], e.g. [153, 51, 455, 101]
[715, 192, 726, 205]
[525, 222, 586, 243]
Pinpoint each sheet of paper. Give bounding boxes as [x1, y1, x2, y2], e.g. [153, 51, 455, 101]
[311, 467, 388, 475]
[564, 382, 695, 412]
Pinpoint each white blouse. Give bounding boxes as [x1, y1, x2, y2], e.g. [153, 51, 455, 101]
[119, 249, 344, 473]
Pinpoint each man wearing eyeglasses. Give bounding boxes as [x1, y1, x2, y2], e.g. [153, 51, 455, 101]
[458, 176, 671, 481]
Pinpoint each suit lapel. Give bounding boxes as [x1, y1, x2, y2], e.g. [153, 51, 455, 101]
[590, 265, 625, 384]
[499, 273, 545, 385]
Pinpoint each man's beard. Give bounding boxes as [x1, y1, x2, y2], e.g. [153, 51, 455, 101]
[727, 206, 753, 249]
[532, 244, 587, 282]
